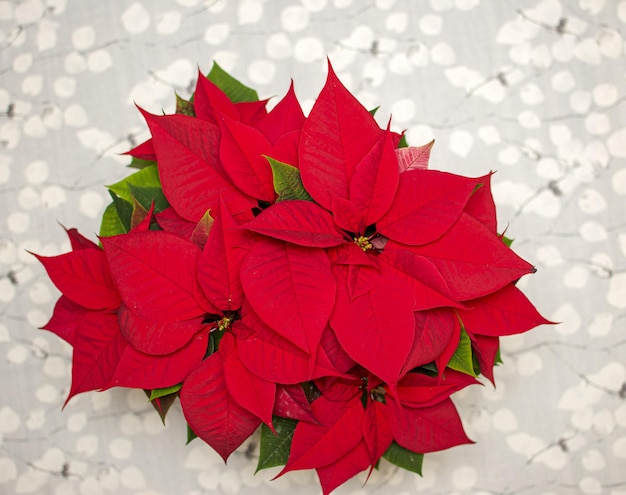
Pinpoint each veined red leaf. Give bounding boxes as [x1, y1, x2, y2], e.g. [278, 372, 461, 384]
[221, 332, 276, 427]
[346, 264, 378, 300]
[107, 331, 209, 389]
[434, 315, 461, 375]
[180, 353, 261, 462]
[274, 384, 317, 423]
[218, 115, 275, 202]
[330, 268, 415, 385]
[244, 200, 345, 248]
[241, 238, 336, 354]
[395, 141, 434, 173]
[387, 397, 473, 453]
[315, 326, 356, 376]
[465, 330, 499, 385]
[102, 231, 203, 322]
[464, 172, 497, 231]
[256, 81, 305, 144]
[154, 207, 196, 240]
[401, 308, 457, 374]
[379, 248, 461, 310]
[235, 99, 268, 125]
[269, 129, 301, 168]
[315, 374, 361, 403]
[362, 399, 393, 465]
[299, 62, 383, 210]
[190, 209, 214, 249]
[377, 170, 479, 245]
[330, 196, 362, 233]
[235, 314, 313, 385]
[349, 129, 399, 226]
[64, 227, 99, 251]
[66, 312, 126, 405]
[117, 304, 205, 355]
[316, 440, 371, 495]
[457, 283, 551, 337]
[141, 110, 255, 222]
[392, 369, 478, 408]
[124, 138, 156, 160]
[34, 249, 120, 311]
[193, 71, 239, 124]
[198, 201, 253, 311]
[407, 213, 536, 300]
[281, 396, 364, 474]
[41, 296, 92, 346]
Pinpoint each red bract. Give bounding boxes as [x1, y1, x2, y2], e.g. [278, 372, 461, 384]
[36, 60, 550, 494]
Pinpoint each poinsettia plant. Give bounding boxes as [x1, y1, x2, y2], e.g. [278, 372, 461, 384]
[36, 61, 549, 494]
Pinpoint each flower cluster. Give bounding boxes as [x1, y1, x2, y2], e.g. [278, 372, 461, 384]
[37, 62, 549, 494]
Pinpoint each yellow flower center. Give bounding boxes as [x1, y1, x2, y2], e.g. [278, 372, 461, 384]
[354, 235, 373, 252]
[217, 316, 232, 331]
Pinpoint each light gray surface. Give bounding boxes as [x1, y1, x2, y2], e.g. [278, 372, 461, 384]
[1, 1, 625, 494]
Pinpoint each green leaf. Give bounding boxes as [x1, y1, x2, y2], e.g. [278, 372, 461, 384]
[501, 235, 514, 248]
[111, 192, 133, 232]
[383, 441, 423, 475]
[369, 106, 380, 116]
[256, 416, 297, 472]
[128, 157, 156, 170]
[99, 202, 129, 238]
[446, 327, 477, 376]
[176, 93, 195, 116]
[149, 384, 182, 401]
[397, 134, 409, 148]
[108, 165, 163, 204]
[266, 157, 314, 202]
[187, 424, 198, 444]
[128, 184, 170, 212]
[208, 62, 258, 103]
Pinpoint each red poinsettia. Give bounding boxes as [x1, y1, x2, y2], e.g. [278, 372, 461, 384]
[36, 60, 550, 495]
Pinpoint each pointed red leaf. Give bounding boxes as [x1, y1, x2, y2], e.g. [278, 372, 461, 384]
[464, 172, 497, 231]
[349, 129, 399, 226]
[315, 374, 361, 403]
[245, 200, 345, 248]
[387, 397, 473, 453]
[346, 263, 378, 300]
[41, 296, 89, 346]
[154, 207, 196, 240]
[330, 196, 362, 233]
[66, 312, 126, 405]
[190, 210, 214, 249]
[281, 396, 364, 473]
[407, 213, 536, 300]
[218, 115, 275, 202]
[198, 201, 254, 311]
[362, 399, 393, 464]
[274, 384, 317, 423]
[257, 82, 305, 144]
[268, 129, 301, 168]
[330, 268, 415, 384]
[34, 249, 120, 311]
[466, 330, 499, 385]
[235, 314, 313, 385]
[315, 326, 356, 376]
[241, 238, 336, 354]
[316, 440, 371, 495]
[124, 138, 156, 160]
[221, 332, 276, 427]
[379, 248, 461, 310]
[402, 308, 457, 374]
[107, 331, 209, 389]
[180, 353, 261, 462]
[102, 231, 204, 322]
[377, 169, 479, 245]
[64, 227, 99, 250]
[458, 283, 551, 337]
[141, 110, 255, 222]
[434, 315, 461, 375]
[117, 303, 205, 355]
[393, 369, 478, 408]
[395, 140, 434, 173]
[299, 63, 383, 210]
[193, 71, 239, 124]
[235, 99, 268, 126]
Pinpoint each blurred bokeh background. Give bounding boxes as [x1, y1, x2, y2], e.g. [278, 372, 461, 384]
[1, 1, 625, 493]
